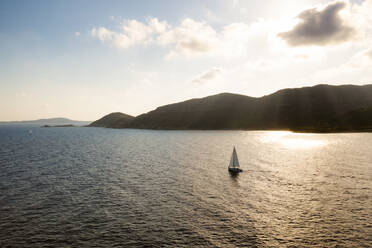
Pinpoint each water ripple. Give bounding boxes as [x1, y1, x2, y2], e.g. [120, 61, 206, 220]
[0, 126, 371, 247]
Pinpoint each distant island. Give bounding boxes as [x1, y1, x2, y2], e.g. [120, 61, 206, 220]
[0, 118, 91, 127]
[42, 124, 76, 128]
[88, 84, 372, 132]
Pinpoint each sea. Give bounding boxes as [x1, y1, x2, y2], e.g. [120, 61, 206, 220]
[0, 125, 371, 247]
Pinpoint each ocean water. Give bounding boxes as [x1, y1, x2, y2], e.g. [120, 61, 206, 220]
[0, 125, 371, 247]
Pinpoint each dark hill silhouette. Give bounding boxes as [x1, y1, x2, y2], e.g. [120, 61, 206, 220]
[88, 112, 134, 128]
[129, 93, 257, 129]
[299, 107, 372, 132]
[91, 84, 372, 132]
[256, 84, 372, 130]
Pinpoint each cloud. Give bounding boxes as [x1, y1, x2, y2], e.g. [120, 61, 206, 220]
[366, 49, 372, 59]
[311, 47, 372, 84]
[91, 17, 256, 58]
[278, 1, 356, 46]
[91, 1, 371, 58]
[91, 18, 168, 49]
[158, 19, 217, 57]
[91, 27, 114, 42]
[75, 32, 81, 36]
[191, 67, 223, 83]
[233, 0, 239, 8]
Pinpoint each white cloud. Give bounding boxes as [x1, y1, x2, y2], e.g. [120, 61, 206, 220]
[366, 49, 372, 59]
[91, 27, 114, 42]
[313, 48, 372, 82]
[350, 0, 372, 40]
[233, 0, 240, 8]
[191, 67, 223, 83]
[148, 18, 168, 33]
[91, 18, 168, 49]
[75, 32, 81, 37]
[158, 18, 218, 57]
[91, 17, 267, 58]
[90, 0, 372, 65]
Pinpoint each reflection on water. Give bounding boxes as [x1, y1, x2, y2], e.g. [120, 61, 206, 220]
[261, 131, 327, 149]
[0, 126, 371, 247]
[228, 171, 240, 182]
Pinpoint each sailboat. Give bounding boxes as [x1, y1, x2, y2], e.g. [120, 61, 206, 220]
[228, 146, 243, 173]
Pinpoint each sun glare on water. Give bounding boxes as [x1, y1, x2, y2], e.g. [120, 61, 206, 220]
[261, 131, 327, 149]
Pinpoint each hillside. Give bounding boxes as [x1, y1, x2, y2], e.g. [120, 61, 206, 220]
[128, 93, 257, 129]
[88, 112, 134, 128]
[258, 84, 372, 129]
[92, 84, 372, 132]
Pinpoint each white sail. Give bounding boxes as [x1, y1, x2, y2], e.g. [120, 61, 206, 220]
[229, 151, 234, 168]
[229, 147, 240, 168]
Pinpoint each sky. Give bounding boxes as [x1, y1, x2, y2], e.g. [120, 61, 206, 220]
[1, 0, 372, 121]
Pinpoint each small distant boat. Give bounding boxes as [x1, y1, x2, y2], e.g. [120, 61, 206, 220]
[228, 146, 243, 173]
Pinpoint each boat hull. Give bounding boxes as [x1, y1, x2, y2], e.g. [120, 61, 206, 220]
[228, 167, 243, 173]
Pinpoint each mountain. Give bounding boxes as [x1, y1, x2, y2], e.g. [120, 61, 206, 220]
[128, 93, 257, 129]
[91, 84, 372, 132]
[88, 112, 134, 128]
[0, 117, 91, 126]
